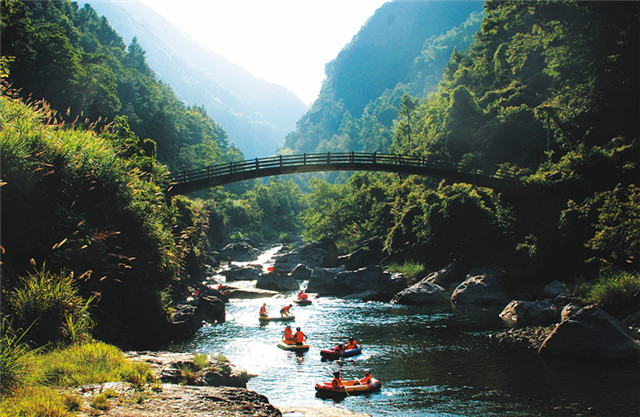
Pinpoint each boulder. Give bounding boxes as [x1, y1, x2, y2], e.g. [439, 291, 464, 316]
[543, 280, 566, 299]
[338, 238, 384, 270]
[390, 266, 451, 305]
[272, 237, 337, 274]
[307, 266, 407, 302]
[289, 264, 312, 281]
[539, 305, 640, 360]
[219, 242, 260, 262]
[305, 267, 346, 294]
[256, 273, 300, 292]
[197, 295, 226, 324]
[451, 266, 511, 304]
[499, 299, 558, 326]
[561, 303, 582, 321]
[223, 265, 261, 281]
[221, 286, 280, 299]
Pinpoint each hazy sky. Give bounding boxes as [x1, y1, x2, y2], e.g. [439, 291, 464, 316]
[139, 0, 388, 105]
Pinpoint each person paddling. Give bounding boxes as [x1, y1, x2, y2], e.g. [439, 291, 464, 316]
[331, 371, 344, 389]
[282, 325, 294, 344]
[294, 327, 307, 345]
[345, 337, 358, 350]
[332, 343, 345, 355]
[280, 304, 293, 317]
[259, 303, 268, 317]
[358, 369, 373, 385]
[297, 289, 308, 300]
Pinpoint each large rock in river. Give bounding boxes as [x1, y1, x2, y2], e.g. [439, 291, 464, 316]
[538, 305, 640, 360]
[391, 263, 459, 305]
[222, 265, 261, 281]
[307, 266, 407, 302]
[451, 266, 511, 304]
[256, 273, 300, 292]
[499, 299, 558, 326]
[219, 242, 260, 262]
[272, 237, 337, 274]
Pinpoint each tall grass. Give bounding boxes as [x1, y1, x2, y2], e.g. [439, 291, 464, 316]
[0, 318, 36, 394]
[0, 341, 155, 417]
[10, 268, 94, 347]
[570, 271, 640, 318]
[388, 260, 428, 285]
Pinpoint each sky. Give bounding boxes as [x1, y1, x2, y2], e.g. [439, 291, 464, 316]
[139, 0, 389, 105]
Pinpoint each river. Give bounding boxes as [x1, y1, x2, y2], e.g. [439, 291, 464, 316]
[175, 249, 640, 416]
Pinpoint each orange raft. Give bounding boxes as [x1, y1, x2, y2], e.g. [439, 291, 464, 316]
[315, 378, 381, 398]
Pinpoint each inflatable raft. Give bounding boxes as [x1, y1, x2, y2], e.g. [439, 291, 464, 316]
[277, 341, 309, 352]
[320, 346, 362, 360]
[315, 378, 381, 397]
[259, 315, 295, 323]
[293, 298, 312, 306]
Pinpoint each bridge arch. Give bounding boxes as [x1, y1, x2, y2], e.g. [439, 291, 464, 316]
[166, 152, 517, 195]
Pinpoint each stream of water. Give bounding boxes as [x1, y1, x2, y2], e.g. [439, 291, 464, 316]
[175, 248, 640, 416]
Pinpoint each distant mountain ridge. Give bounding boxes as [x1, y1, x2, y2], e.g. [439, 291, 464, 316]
[284, 0, 483, 156]
[87, 0, 308, 158]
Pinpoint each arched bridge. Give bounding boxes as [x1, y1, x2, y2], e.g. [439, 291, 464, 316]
[166, 152, 518, 195]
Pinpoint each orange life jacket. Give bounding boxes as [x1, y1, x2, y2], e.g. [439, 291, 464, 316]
[294, 331, 306, 343]
[345, 340, 358, 350]
[283, 328, 293, 339]
[360, 374, 373, 385]
[281, 305, 291, 313]
[332, 376, 344, 389]
[259, 306, 267, 316]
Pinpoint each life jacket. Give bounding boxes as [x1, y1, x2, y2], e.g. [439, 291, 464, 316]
[333, 345, 344, 353]
[259, 306, 267, 316]
[331, 376, 344, 389]
[283, 328, 293, 339]
[360, 374, 373, 385]
[281, 305, 291, 313]
[294, 331, 306, 343]
[345, 340, 358, 350]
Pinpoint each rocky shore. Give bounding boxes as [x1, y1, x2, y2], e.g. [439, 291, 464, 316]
[62, 351, 372, 417]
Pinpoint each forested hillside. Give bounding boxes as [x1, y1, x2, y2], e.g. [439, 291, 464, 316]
[87, 0, 308, 159]
[282, 0, 483, 155]
[300, 0, 639, 295]
[1, 0, 241, 171]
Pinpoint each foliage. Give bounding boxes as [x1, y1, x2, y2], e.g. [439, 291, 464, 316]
[569, 272, 640, 319]
[283, 4, 482, 157]
[9, 268, 94, 347]
[30, 341, 154, 387]
[0, 341, 153, 417]
[0, 0, 241, 171]
[0, 318, 36, 395]
[387, 261, 428, 286]
[0, 91, 211, 347]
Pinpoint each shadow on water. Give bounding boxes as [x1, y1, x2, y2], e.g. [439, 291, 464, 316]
[174, 296, 640, 417]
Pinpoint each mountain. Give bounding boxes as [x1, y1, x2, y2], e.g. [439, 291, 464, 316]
[283, 0, 483, 155]
[86, 0, 308, 159]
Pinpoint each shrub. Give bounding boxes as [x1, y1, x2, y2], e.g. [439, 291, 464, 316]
[0, 386, 74, 417]
[388, 260, 428, 285]
[570, 271, 640, 318]
[9, 268, 93, 347]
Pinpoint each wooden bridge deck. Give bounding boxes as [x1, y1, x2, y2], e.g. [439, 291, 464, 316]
[166, 152, 517, 195]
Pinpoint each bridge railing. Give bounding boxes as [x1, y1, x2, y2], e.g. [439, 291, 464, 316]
[167, 152, 518, 187]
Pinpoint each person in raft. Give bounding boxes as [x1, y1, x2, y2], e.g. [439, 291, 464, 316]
[356, 369, 373, 385]
[332, 343, 345, 355]
[259, 303, 268, 317]
[282, 325, 294, 344]
[331, 371, 344, 389]
[280, 304, 293, 317]
[297, 289, 308, 300]
[345, 337, 359, 350]
[293, 327, 307, 345]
